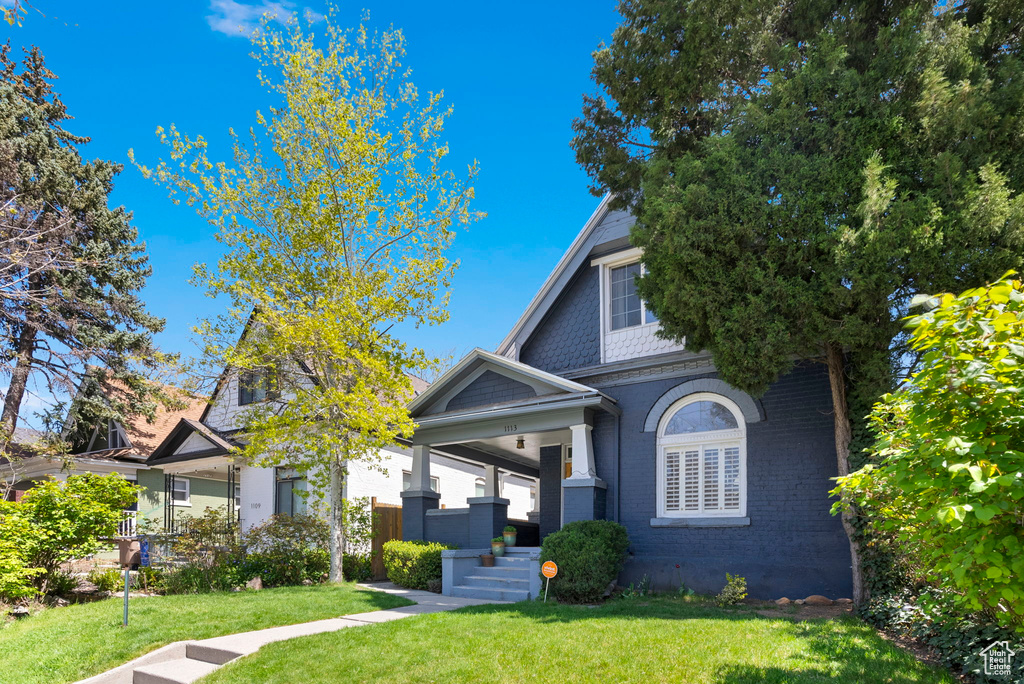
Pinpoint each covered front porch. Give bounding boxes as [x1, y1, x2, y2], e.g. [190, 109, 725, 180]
[147, 418, 240, 534]
[402, 349, 619, 599]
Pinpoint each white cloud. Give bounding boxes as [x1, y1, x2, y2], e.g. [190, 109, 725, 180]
[206, 0, 296, 37]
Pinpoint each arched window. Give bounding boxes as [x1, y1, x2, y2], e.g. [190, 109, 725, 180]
[657, 393, 746, 518]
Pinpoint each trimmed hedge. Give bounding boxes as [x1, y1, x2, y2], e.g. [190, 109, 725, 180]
[381, 540, 455, 590]
[539, 520, 629, 603]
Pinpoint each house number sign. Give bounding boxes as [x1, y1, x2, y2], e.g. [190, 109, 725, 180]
[503, 424, 518, 432]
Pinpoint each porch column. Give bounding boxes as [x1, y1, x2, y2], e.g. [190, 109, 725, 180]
[562, 422, 607, 524]
[568, 423, 596, 479]
[468, 464, 509, 548]
[401, 445, 440, 541]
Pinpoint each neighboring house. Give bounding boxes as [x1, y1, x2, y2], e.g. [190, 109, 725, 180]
[402, 195, 852, 601]
[146, 354, 535, 537]
[3, 380, 211, 537]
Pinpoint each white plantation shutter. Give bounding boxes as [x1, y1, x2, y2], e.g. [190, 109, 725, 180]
[702, 447, 720, 510]
[665, 450, 680, 511]
[683, 449, 700, 511]
[723, 446, 741, 510]
[658, 394, 746, 518]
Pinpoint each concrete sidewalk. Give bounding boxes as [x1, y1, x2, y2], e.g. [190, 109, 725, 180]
[76, 583, 503, 684]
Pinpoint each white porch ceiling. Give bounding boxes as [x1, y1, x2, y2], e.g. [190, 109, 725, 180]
[460, 428, 572, 466]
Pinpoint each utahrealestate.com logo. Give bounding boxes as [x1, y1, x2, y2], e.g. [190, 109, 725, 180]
[980, 641, 1016, 678]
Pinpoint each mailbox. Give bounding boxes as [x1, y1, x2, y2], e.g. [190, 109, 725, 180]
[117, 539, 141, 569]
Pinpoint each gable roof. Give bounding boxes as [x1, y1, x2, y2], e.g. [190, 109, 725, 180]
[147, 418, 237, 466]
[409, 348, 598, 418]
[495, 194, 635, 359]
[72, 378, 207, 461]
[199, 311, 432, 424]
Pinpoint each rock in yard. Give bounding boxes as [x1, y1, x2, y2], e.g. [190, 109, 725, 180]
[10, 606, 29, 618]
[794, 599, 805, 605]
[245, 576, 263, 591]
[52, 598, 69, 608]
[302, 579, 313, 586]
[775, 597, 791, 606]
[71, 580, 98, 595]
[804, 595, 834, 606]
[835, 598, 853, 605]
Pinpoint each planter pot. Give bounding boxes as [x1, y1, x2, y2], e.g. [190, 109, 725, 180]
[480, 554, 495, 567]
[491, 542, 506, 557]
[503, 533, 517, 547]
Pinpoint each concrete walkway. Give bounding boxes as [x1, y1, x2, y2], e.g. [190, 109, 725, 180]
[76, 583, 503, 684]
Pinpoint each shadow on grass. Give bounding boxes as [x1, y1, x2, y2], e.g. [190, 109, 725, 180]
[713, 620, 950, 684]
[427, 598, 949, 683]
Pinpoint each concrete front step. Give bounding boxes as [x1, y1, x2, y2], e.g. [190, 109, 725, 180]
[493, 556, 532, 567]
[132, 658, 220, 684]
[462, 575, 531, 589]
[451, 584, 530, 602]
[471, 565, 530, 580]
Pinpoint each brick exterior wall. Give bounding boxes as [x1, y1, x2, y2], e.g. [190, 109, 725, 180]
[446, 370, 536, 412]
[591, 362, 852, 600]
[520, 265, 601, 373]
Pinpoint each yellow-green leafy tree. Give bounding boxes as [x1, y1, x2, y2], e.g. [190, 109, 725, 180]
[132, 8, 481, 581]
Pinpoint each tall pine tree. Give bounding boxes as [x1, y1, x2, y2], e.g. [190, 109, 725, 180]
[573, 1, 1024, 603]
[0, 45, 168, 458]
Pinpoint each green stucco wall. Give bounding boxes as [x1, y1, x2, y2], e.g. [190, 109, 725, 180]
[136, 468, 233, 530]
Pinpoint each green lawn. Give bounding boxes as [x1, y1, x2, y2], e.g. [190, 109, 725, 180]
[0, 583, 412, 684]
[205, 597, 952, 684]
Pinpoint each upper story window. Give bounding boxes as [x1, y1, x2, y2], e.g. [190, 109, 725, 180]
[593, 247, 684, 364]
[609, 262, 658, 330]
[239, 369, 278, 406]
[657, 393, 746, 518]
[87, 418, 129, 452]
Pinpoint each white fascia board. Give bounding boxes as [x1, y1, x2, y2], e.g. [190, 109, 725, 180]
[591, 246, 643, 267]
[409, 348, 601, 416]
[495, 194, 614, 358]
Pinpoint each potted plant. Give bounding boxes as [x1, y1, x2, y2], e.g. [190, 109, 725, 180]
[502, 525, 517, 547]
[491, 537, 506, 557]
[480, 553, 495, 567]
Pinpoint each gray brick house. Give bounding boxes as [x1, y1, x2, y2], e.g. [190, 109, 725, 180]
[402, 195, 853, 601]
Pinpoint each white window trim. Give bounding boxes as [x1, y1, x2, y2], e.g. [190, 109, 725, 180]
[592, 248, 666, 363]
[171, 477, 191, 507]
[656, 393, 747, 519]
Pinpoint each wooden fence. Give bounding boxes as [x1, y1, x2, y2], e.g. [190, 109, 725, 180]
[370, 497, 402, 580]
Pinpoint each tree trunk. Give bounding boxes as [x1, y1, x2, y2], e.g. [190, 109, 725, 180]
[328, 453, 346, 583]
[0, 320, 38, 452]
[826, 341, 865, 606]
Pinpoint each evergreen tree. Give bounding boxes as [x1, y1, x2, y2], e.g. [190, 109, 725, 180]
[0, 45, 168, 457]
[572, 1, 1024, 604]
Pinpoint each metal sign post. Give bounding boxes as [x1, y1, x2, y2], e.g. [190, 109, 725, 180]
[541, 561, 558, 602]
[122, 567, 130, 627]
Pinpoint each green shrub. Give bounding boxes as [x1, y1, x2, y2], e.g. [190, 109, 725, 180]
[539, 520, 629, 603]
[861, 589, 1024, 681]
[715, 573, 747, 606]
[0, 512, 41, 600]
[342, 553, 373, 582]
[0, 473, 137, 598]
[381, 540, 455, 590]
[835, 275, 1024, 631]
[240, 514, 330, 587]
[87, 568, 124, 593]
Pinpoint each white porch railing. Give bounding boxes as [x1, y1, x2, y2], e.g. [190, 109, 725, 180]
[117, 509, 138, 537]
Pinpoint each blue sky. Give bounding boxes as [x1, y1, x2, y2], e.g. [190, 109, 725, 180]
[8, 0, 621, 403]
